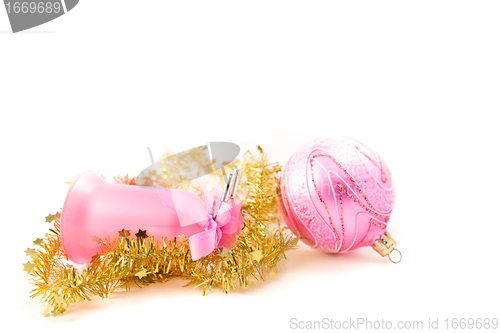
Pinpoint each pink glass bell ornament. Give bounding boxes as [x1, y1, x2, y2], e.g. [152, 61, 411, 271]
[277, 137, 401, 263]
[60, 167, 244, 265]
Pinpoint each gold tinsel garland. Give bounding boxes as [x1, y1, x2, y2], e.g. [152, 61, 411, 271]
[24, 148, 298, 316]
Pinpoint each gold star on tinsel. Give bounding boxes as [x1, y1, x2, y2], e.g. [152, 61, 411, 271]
[135, 229, 148, 239]
[53, 292, 64, 304]
[24, 248, 36, 258]
[45, 214, 55, 223]
[219, 247, 229, 258]
[264, 227, 275, 237]
[91, 236, 101, 243]
[33, 238, 44, 246]
[135, 268, 148, 279]
[23, 261, 35, 273]
[251, 249, 263, 262]
[118, 229, 130, 238]
[176, 235, 187, 243]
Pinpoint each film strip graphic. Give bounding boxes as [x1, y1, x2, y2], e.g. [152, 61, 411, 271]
[3, 0, 79, 33]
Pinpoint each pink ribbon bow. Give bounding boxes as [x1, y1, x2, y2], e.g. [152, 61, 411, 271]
[154, 184, 244, 261]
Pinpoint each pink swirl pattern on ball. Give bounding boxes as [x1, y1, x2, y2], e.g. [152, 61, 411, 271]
[280, 137, 395, 253]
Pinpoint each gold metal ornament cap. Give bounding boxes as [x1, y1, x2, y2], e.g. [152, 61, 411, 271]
[373, 232, 402, 263]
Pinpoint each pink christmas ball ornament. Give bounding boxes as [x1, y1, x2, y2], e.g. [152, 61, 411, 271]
[278, 137, 401, 262]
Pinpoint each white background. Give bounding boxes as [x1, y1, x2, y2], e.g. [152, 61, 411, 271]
[1, 1, 499, 332]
